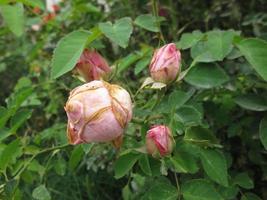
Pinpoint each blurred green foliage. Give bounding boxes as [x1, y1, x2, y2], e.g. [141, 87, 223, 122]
[0, 0, 267, 199]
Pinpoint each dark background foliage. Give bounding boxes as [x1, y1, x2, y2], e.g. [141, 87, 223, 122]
[0, 0, 267, 199]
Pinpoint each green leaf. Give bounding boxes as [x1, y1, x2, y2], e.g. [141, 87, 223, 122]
[185, 63, 229, 88]
[51, 30, 91, 79]
[191, 30, 237, 62]
[235, 94, 267, 111]
[149, 157, 161, 176]
[114, 152, 140, 179]
[74, 2, 100, 13]
[169, 115, 184, 136]
[86, 27, 103, 44]
[176, 105, 202, 125]
[10, 109, 32, 132]
[54, 158, 66, 176]
[236, 38, 267, 81]
[170, 152, 199, 173]
[0, 128, 12, 142]
[18, 0, 45, 10]
[0, 63, 6, 73]
[184, 126, 219, 146]
[0, 106, 9, 129]
[134, 14, 163, 32]
[141, 178, 178, 200]
[36, 123, 66, 144]
[259, 117, 267, 150]
[138, 155, 152, 176]
[8, 87, 33, 112]
[168, 90, 193, 111]
[217, 185, 239, 200]
[122, 185, 131, 200]
[99, 17, 133, 48]
[81, 143, 94, 154]
[118, 53, 140, 73]
[24, 145, 40, 155]
[0, 0, 10, 4]
[69, 145, 84, 171]
[0, 144, 6, 156]
[182, 179, 223, 200]
[28, 160, 45, 176]
[175, 140, 201, 157]
[32, 185, 51, 200]
[227, 48, 242, 60]
[134, 56, 151, 75]
[200, 149, 229, 187]
[4, 179, 19, 198]
[241, 193, 262, 200]
[0, 3, 24, 37]
[151, 82, 166, 89]
[233, 172, 254, 189]
[0, 139, 22, 172]
[14, 77, 32, 91]
[177, 31, 203, 50]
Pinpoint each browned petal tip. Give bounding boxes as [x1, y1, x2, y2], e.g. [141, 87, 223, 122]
[65, 103, 73, 112]
[67, 122, 84, 145]
[67, 123, 76, 145]
[112, 135, 124, 149]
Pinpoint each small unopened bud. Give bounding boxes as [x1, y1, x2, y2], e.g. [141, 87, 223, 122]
[146, 125, 174, 157]
[65, 80, 132, 145]
[75, 49, 111, 82]
[149, 43, 181, 84]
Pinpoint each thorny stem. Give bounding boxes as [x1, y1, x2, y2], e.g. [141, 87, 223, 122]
[14, 144, 70, 179]
[174, 172, 181, 200]
[152, 0, 166, 45]
[126, 170, 132, 186]
[144, 89, 166, 124]
[133, 86, 142, 98]
[153, 88, 165, 110]
[41, 149, 60, 184]
[168, 0, 178, 41]
[0, 144, 70, 199]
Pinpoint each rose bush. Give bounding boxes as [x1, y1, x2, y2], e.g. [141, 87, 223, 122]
[0, 1, 267, 200]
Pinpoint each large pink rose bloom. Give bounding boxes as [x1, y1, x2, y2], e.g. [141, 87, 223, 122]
[149, 43, 181, 84]
[75, 49, 111, 82]
[146, 125, 174, 157]
[65, 80, 132, 145]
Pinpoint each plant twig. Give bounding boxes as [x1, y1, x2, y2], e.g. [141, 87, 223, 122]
[152, 0, 166, 44]
[174, 172, 181, 200]
[14, 144, 70, 179]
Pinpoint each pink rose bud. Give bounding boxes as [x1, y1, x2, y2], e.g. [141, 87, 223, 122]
[65, 80, 132, 145]
[149, 43, 181, 83]
[75, 49, 111, 82]
[146, 125, 174, 157]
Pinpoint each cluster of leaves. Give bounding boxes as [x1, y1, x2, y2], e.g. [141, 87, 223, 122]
[0, 0, 267, 200]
